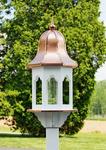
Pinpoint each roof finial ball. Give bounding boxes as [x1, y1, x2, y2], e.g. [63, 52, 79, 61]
[49, 17, 56, 30]
[28, 21, 78, 150]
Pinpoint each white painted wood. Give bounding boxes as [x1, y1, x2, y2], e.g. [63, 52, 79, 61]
[58, 80, 62, 105]
[35, 112, 70, 150]
[32, 72, 36, 109]
[35, 112, 70, 128]
[42, 78, 48, 106]
[33, 105, 73, 110]
[69, 70, 73, 109]
[46, 128, 59, 150]
[32, 66, 73, 110]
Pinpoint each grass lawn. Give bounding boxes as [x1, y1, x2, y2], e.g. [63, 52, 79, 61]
[0, 131, 106, 150]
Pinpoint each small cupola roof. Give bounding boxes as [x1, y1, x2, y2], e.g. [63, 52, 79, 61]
[28, 21, 78, 68]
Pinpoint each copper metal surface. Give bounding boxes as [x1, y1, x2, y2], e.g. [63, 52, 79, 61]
[28, 22, 78, 68]
[27, 109, 78, 112]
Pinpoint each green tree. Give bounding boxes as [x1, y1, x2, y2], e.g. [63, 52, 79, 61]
[0, 32, 7, 91]
[1, 0, 106, 135]
[89, 80, 106, 117]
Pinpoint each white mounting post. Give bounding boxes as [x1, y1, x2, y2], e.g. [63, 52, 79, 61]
[46, 128, 59, 150]
[34, 112, 70, 150]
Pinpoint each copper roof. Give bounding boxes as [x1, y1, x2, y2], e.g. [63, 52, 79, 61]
[28, 22, 78, 68]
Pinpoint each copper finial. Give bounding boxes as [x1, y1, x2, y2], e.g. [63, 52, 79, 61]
[49, 17, 56, 30]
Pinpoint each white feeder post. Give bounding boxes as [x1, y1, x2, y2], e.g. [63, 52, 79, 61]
[27, 20, 78, 150]
[46, 128, 59, 150]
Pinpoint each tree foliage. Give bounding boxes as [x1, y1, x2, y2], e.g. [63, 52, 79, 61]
[0, 0, 106, 135]
[89, 80, 106, 117]
[0, 90, 19, 116]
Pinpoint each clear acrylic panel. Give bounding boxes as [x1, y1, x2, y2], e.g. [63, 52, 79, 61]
[63, 77, 69, 104]
[36, 78, 42, 104]
[48, 78, 57, 104]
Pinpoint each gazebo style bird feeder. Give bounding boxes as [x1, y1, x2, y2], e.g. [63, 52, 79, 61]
[28, 21, 78, 150]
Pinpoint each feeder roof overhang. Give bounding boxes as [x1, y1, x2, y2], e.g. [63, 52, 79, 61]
[28, 22, 78, 69]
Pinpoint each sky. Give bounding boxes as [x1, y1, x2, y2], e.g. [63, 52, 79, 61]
[95, 0, 106, 81]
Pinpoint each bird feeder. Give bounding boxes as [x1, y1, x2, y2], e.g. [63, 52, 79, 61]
[28, 21, 78, 150]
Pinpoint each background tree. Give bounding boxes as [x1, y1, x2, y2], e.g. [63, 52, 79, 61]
[89, 80, 106, 117]
[0, 0, 106, 135]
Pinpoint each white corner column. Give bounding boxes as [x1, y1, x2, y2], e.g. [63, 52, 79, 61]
[69, 70, 73, 109]
[32, 79, 36, 109]
[58, 81, 62, 105]
[42, 78, 48, 106]
[46, 128, 59, 150]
